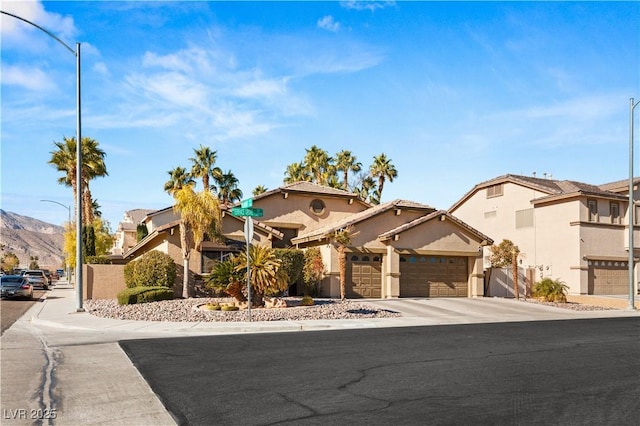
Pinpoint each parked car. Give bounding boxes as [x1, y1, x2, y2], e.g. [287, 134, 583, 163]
[1, 275, 34, 300]
[22, 270, 49, 290]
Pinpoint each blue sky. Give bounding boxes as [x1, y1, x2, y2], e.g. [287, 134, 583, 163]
[1, 1, 639, 230]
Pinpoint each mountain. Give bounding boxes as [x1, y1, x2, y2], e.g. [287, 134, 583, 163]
[0, 210, 65, 270]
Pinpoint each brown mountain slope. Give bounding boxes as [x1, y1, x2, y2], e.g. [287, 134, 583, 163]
[0, 210, 65, 270]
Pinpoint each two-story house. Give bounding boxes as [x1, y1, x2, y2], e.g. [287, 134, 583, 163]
[450, 174, 639, 296]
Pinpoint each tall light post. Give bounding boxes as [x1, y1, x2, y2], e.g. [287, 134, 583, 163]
[629, 98, 639, 310]
[41, 199, 72, 281]
[2, 10, 84, 312]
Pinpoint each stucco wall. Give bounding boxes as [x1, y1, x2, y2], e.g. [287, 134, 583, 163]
[83, 264, 126, 299]
[256, 193, 367, 234]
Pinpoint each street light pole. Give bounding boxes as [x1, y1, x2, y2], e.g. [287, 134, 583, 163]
[41, 200, 72, 281]
[629, 98, 639, 310]
[2, 10, 84, 312]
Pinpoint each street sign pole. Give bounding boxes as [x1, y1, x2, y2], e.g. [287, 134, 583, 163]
[231, 203, 263, 322]
[245, 217, 253, 321]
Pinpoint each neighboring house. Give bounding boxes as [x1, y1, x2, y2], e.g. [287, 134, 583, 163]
[110, 208, 155, 255]
[121, 182, 493, 299]
[449, 174, 639, 296]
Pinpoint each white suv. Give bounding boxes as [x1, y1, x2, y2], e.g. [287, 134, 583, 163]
[22, 270, 50, 290]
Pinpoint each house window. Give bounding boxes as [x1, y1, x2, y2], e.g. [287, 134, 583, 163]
[515, 208, 534, 228]
[309, 199, 326, 216]
[201, 250, 236, 274]
[635, 205, 640, 225]
[486, 184, 503, 198]
[610, 202, 620, 224]
[587, 199, 598, 222]
[484, 211, 497, 219]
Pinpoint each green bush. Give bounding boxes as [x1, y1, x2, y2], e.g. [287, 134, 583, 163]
[301, 295, 315, 306]
[125, 250, 177, 288]
[221, 305, 240, 311]
[86, 255, 112, 264]
[124, 260, 136, 288]
[273, 248, 304, 287]
[533, 278, 569, 303]
[117, 286, 174, 305]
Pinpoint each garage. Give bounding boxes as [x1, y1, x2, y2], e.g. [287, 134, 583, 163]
[399, 255, 468, 297]
[347, 253, 382, 298]
[588, 260, 628, 295]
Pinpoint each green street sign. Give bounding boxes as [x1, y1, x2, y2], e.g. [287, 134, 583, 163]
[231, 207, 263, 217]
[241, 198, 253, 208]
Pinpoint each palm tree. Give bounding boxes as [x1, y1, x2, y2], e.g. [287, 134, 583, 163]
[335, 150, 362, 191]
[189, 145, 222, 193]
[284, 162, 310, 184]
[252, 185, 268, 196]
[353, 173, 377, 204]
[216, 170, 243, 207]
[172, 185, 222, 298]
[164, 166, 195, 196]
[49, 136, 108, 225]
[91, 198, 102, 218]
[369, 153, 397, 203]
[304, 145, 333, 185]
[330, 226, 355, 300]
[235, 245, 288, 307]
[80, 138, 108, 224]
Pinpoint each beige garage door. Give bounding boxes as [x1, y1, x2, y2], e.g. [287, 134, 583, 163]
[588, 260, 629, 295]
[400, 255, 468, 297]
[347, 253, 382, 298]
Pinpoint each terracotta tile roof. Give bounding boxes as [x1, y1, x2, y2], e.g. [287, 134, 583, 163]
[451, 174, 629, 211]
[291, 199, 435, 244]
[251, 181, 369, 205]
[126, 209, 155, 224]
[599, 177, 640, 193]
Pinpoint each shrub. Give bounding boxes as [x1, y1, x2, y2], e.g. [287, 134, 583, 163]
[127, 250, 177, 288]
[532, 278, 569, 303]
[221, 305, 239, 311]
[124, 260, 137, 288]
[206, 257, 247, 302]
[302, 248, 325, 297]
[117, 286, 173, 305]
[86, 255, 112, 264]
[273, 248, 304, 288]
[301, 295, 315, 306]
[204, 302, 221, 311]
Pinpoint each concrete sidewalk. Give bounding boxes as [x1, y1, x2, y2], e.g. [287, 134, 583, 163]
[1, 282, 638, 425]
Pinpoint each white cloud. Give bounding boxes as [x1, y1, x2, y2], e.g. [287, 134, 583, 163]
[0, 64, 55, 91]
[340, 1, 396, 12]
[317, 15, 340, 32]
[1, 0, 77, 45]
[93, 62, 110, 77]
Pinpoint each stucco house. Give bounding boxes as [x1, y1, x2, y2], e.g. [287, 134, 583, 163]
[449, 174, 639, 296]
[118, 182, 492, 299]
[110, 208, 155, 255]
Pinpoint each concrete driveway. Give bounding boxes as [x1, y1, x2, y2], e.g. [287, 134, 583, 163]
[364, 296, 623, 325]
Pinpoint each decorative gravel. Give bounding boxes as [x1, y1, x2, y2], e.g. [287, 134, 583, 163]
[84, 297, 402, 322]
[519, 298, 616, 311]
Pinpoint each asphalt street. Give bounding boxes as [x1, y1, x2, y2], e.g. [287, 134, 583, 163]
[1, 289, 46, 334]
[120, 317, 640, 426]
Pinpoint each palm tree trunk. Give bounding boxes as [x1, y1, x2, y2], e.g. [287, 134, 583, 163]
[339, 245, 346, 300]
[182, 258, 190, 298]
